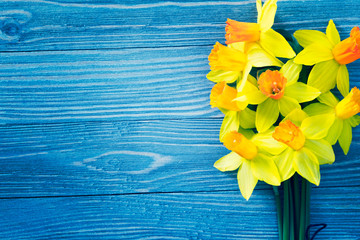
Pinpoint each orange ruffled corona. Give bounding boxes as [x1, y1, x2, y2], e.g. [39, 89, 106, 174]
[335, 87, 360, 119]
[210, 82, 241, 111]
[208, 42, 247, 72]
[332, 26, 360, 65]
[273, 120, 305, 151]
[258, 70, 287, 100]
[225, 18, 261, 44]
[223, 131, 258, 160]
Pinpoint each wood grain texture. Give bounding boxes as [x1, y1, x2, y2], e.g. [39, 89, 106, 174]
[0, 120, 359, 198]
[0, 0, 359, 51]
[0, 188, 359, 240]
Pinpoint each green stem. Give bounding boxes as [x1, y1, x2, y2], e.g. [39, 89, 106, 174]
[273, 186, 283, 240]
[288, 180, 295, 240]
[292, 174, 300, 240]
[283, 180, 290, 240]
[305, 180, 311, 239]
[299, 177, 307, 240]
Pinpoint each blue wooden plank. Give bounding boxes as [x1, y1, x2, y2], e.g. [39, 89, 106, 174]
[0, 188, 359, 239]
[0, 0, 359, 51]
[0, 120, 359, 197]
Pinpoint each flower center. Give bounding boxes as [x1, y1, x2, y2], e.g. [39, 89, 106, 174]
[273, 120, 305, 151]
[210, 81, 242, 111]
[223, 131, 258, 160]
[225, 19, 261, 44]
[208, 42, 247, 72]
[335, 87, 360, 119]
[258, 70, 287, 99]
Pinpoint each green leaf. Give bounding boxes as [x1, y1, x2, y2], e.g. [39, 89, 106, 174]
[260, 29, 296, 59]
[326, 19, 340, 47]
[251, 153, 281, 186]
[300, 114, 335, 139]
[293, 43, 333, 66]
[285, 82, 321, 103]
[206, 70, 240, 83]
[307, 59, 340, 93]
[325, 118, 343, 145]
[237, 160, 258, 200]
[278, 96, 301, 117]
[219, 111, 240, 142]
[214, 152, 242, 172]
[304, 139, 335, 165]
[239, 108, 256, 129]
[338, 121, 352, 155]
[294, 30, 332, 48]
[274, 148, 295, 182]
[256, 98, 279, 132]
[337, 64, 350, 97]
[280, 59, 302, 85]
[293, 148, 320, 186]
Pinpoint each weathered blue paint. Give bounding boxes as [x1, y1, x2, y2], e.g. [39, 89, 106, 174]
[0, 0, 359, 239]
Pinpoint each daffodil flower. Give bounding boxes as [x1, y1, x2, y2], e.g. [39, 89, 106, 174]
[207, 41, 282, 91]
[304, 87, 360, 154]
[214, 130, 286, 200]
[294, 20, 360, 96]
[234, 60, 320, 132]
[225, 0, 295, 59]
[272, 110, 335, 185]
[210, 81, 256, 141]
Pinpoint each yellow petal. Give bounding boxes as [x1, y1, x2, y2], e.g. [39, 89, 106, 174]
[239, 108, 256, 129]
[236, 63, 252, 92]
[284, 82, 321, 103]
[304, 139, 335, 165]
[256, 98, 279, 133]
[293, 148, 320, 186]
[317, 91, 339, 107]
[274, 148, 295, 181]
[251, 153, 281, 186]
[237, 160, 258, 200]
[325, 118, 343, 145]
[247, 44, 283, 67]
[260, 29, 296, 58]
[303, 103, 334, 116]
[307, 60, 340, 93]
[219, 111, 240, 142]
[294, 43, 333, 65]
[278, 96, 301, 117]
[256, 0, 262, 23]
[214, 151, 242, 171]
[258, 0, 277, 32]
[337, 64, 350, 97]
[283, 109, 308, 127]
[338, 121, 352, 155]
[280, 59, 302, 86]
[294, 30, 332, 48]
[252, 131, 287, 155]
[300, 114, 335, 140]
[206, 69, 240, 83]
[326, 19, 340, 47]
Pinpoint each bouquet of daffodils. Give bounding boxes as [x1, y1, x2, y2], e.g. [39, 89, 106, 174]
[207, 0, 360, 239]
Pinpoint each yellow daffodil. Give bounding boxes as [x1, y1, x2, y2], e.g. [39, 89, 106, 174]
[272, 109, 335, 185]
[214, 130, 286, 200]
[304, 87, 360, 154]
[207, 41, 282, 91]
[225, 0, 295, 59]
[294, 20, 360, 96]
[209, 82, 256, 141]
[234, 60, 320, 132]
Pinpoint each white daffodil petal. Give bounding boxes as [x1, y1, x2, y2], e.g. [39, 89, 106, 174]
[214, 152, 243, 172]
[237, 160, 258, 200]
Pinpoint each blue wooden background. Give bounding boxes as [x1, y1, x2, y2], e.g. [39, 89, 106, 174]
[0, 0, 359, 239]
